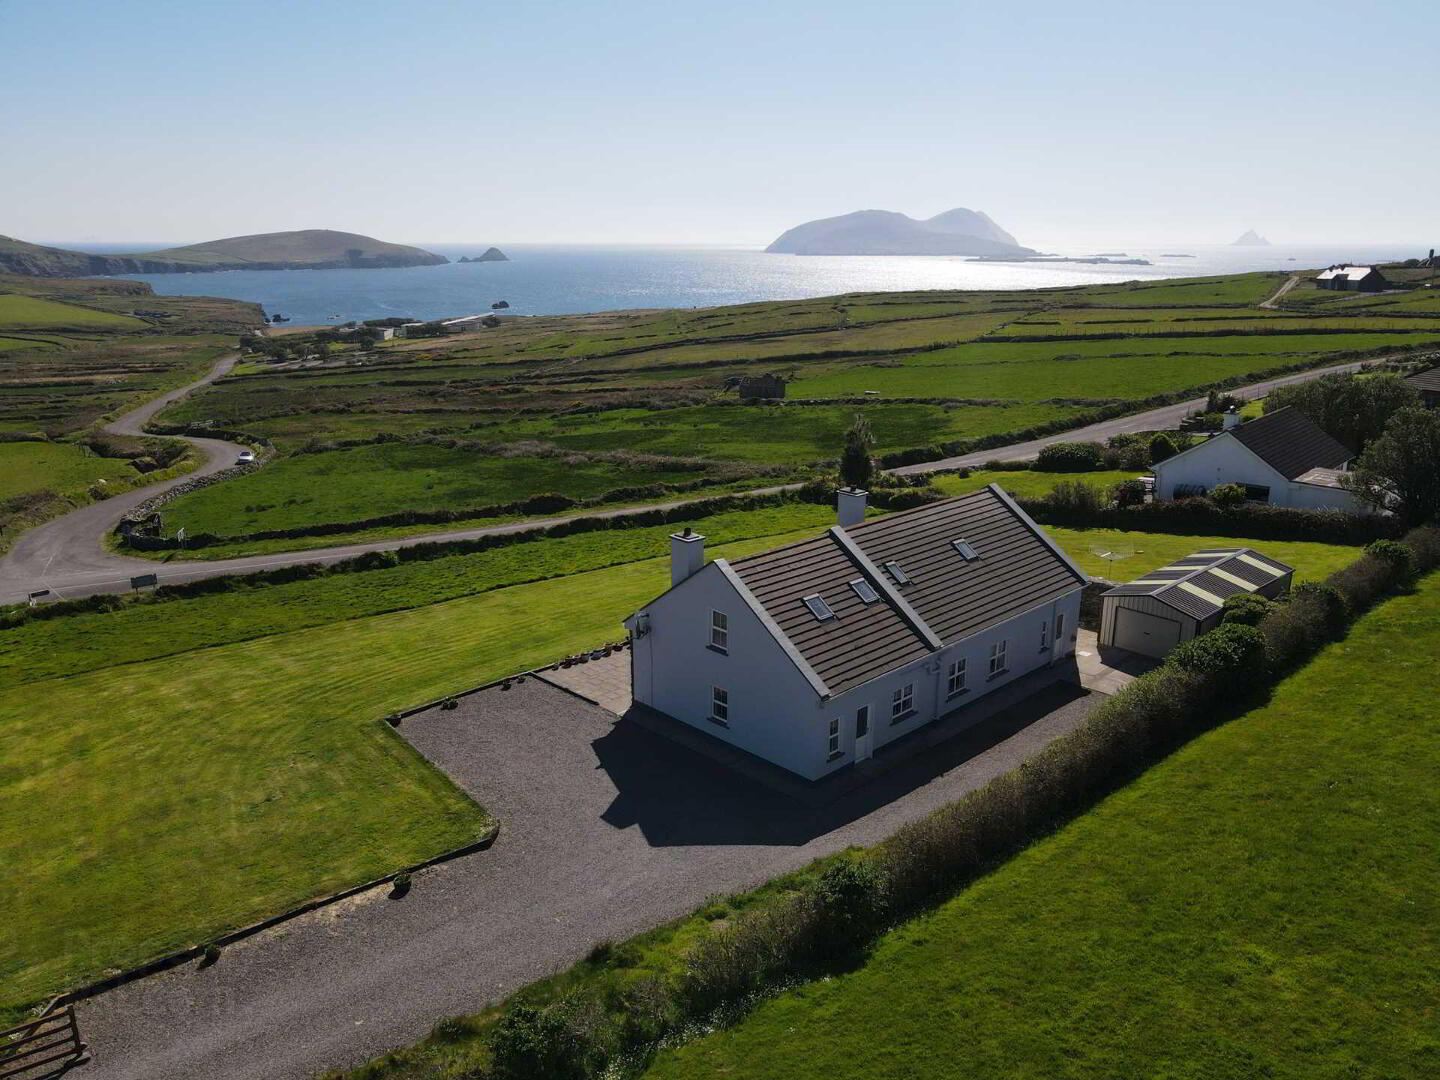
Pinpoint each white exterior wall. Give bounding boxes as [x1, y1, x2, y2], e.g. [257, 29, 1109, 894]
[813, 588, 1083, 779]
[1284, 481, 1366, 512]
[628, 566, 824, 779]
[1152, 435, 1287, 501]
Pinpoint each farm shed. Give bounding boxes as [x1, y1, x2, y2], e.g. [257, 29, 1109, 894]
[1099, 548, 1293, 658]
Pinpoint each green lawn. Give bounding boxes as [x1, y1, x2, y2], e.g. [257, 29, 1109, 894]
[0, 441, 136, 499]
[161, 444, 709, 536]
[0, 517, 834, 1013]
[646, 571, 1440, 1080]
[1044, 527, 1359, 582]
[931, 469, 1143, 498]
[0, 293, 148, 331]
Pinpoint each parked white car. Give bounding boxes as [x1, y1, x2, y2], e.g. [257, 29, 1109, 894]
[236, 450, 257, 464]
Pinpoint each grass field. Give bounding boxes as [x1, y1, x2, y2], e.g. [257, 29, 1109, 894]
[644, 571, 1440, 1080]
[1044, 526, 1359, 581]
[0, 441, 136, 499]
[161, 444, 709, 536]
[0, 512, 837, 1013]
[0, 293, 147, 330]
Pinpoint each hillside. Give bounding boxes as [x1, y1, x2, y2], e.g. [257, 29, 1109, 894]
[765, 208, 1036, 256]
[0, 230, 448, 277]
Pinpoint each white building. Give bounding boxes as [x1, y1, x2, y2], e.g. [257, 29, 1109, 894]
[623, 485, 1087, 781]
[1151, 407, 1363, 512]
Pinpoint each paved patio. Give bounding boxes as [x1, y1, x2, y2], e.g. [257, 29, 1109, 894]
[1075, 628, 1159, 694]
[540, 648, 633, 714]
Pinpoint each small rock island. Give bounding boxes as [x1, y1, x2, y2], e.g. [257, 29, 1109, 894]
[458, 248, 509, 263]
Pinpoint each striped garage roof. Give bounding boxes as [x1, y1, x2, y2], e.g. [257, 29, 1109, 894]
[1104, 548, 1293, 620]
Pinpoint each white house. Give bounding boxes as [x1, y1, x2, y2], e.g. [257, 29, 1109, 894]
[623, 485, 1087, 781]
[1151, 406, 1363, 512]
[1099, 547, 1294, 658]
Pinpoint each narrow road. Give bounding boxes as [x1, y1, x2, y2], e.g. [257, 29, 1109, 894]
[0, 354, 248, 605]
[1258, 274, 1300, 309]
[0, 357, 1373, 607]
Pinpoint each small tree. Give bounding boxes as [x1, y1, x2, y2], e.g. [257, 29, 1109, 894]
[1148, 432, 1179, 464]
[1343, 407, 1440, 525]
[1112, 478, 1147, 508]
[1266, 372, 1420, 452]
[840, 414, 875, 491]
[1210, 482, 1247, 509]
[1221, 593, 1275, 626]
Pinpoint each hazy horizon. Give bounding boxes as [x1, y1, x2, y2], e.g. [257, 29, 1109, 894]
[5, 0, 1437, 249]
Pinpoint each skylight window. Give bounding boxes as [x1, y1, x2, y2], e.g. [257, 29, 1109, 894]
[952, 539, 980, 561]
[803, 594, 836, 621]
[849, 578, 880, 604]
[883, 561, 911, 585]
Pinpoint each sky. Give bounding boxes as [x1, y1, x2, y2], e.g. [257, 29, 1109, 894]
[4, 0, 1437, 249]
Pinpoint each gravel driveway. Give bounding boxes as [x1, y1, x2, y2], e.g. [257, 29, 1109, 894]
[76, 676, 1097, 1080]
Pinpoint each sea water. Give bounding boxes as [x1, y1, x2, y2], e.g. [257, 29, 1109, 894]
[104, 243, 1420, 326]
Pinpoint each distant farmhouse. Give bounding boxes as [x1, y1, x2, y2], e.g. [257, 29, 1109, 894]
[1151, 406, 1364, 512]
[1315, 265, 1389, 292]
[726, 373, 787, 399]
[1405, 364, 1440, 408]
[624, 486, 1087, 781]
[396, 314, 499, 338]
[1099, 548, 1294, 658]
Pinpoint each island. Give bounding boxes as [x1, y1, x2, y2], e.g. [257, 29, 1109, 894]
[0, 229, 449, 277]
[765, 208, 1036, 257]
[1232, 230, 1270, 246]
[458, 247, 509, 263]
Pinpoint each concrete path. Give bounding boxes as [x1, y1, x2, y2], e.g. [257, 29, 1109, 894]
[0, 358, 1374, 607]
[75, 676, 1098, 1080]
[0, 354, 248, 605]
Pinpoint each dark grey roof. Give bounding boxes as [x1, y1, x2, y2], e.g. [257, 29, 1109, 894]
[1104, 548, 1294, 621]
[728, 486, 1086, 695]
[1406, 366, 1440, 394]
[1229, 407, 1352, 479]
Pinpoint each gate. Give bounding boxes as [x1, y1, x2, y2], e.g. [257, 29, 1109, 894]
[0, 1007, 87, 1078]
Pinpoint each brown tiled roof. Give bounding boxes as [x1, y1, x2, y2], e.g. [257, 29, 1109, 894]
[1229, 407, 1352, 479]
[1406, 366, 1440, 393]
[728, 486, 1086, 695]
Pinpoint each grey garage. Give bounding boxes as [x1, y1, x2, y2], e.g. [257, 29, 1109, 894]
[1099, 548, 1294, 658]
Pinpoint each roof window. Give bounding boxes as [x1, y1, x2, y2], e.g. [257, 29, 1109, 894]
[951, 539, 980, 561]
[849, 578, 880, 604]
[802, 594, 836, 621]
[883, 561, 911, 585]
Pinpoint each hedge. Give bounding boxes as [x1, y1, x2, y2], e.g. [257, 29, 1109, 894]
[426, 526, 1440, 1080]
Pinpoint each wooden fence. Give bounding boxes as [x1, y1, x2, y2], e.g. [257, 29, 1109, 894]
[0, 1007, 86, 1078]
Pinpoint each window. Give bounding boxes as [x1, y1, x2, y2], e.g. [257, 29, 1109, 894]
[951, 539, 979, 561]
[803, 593, 835, 621]
[947, 658, 967, 697]
[849, 577, 880, 604]
[1039, 619, 1049, 651]
[1055, 612, 1066, 649]
[883, 561, 911, 585]
[891, 682, 915, 720]
[710, 609, 729, 652]
[1243, 484, 1271, 503]
[827, 717, 841, 758]
[988, 639, 1008, 677]
[710, 686, 729, 726]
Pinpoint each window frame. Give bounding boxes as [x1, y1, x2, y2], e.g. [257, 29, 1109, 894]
[710, 685, 730, 726]
[827, 716, 842, 758]
[1039, 618, 1049, 652]
[988, 639, 1008, 678]
[946, 657, 968, 698]
[709, 609, 729, 653]
[891, 682, 916, 722]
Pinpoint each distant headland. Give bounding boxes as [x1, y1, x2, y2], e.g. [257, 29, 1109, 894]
[458, 248, 510, 263]
[765, 208, 1036, 257]
[0, 229, 448, 277]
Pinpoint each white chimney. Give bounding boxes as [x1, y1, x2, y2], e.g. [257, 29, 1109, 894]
[1222, 407, 1240, 431]
[836, 488, 868, 528]
[670, 528, 705, 586]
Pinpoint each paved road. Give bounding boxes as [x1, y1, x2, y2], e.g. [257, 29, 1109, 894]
[76, 675, 1097, 1080]
[0, 354, 249, 605]
[0, 357, 1374, 607]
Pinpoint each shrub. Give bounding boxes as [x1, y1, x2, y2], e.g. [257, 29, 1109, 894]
[1364, 539, 1418, 584]
[805, 859, 886, 967]
[1035, 441, 1107, 472]
[1116, 441, 1152, 470]
[439, 698, 459, 711]
[488, 1004, 592, 1080]
[1166, 623, 1267, 694]
[1221, 593, 1275, 627]
[1148, 432, 1179, 463]
[1209, 482, 1247, 509]
[1043, 480, 1109, 515]
[1290, 582, 1349, 637]
[1112, 478, 1146, 508]
[1401, 526, 1440, 573]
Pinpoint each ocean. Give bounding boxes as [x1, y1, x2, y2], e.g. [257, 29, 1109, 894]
[99, 242, 1421, 326]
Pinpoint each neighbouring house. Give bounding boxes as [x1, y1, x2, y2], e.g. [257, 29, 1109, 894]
[369, 326, 395, 341]
[728, 373, 787, 400]
[440, 314, 492, 333]
[1150, 406, 1364, 511]
[395, 322, 427, 338]
[1314, 265, 1390, 292]
[1405, 364, 1440, 408]
[1099, 548, 1294, 658]
[623, 485, 1087, 781]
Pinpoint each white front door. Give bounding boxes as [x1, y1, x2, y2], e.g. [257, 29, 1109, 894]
[854, 705, 873, 761]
